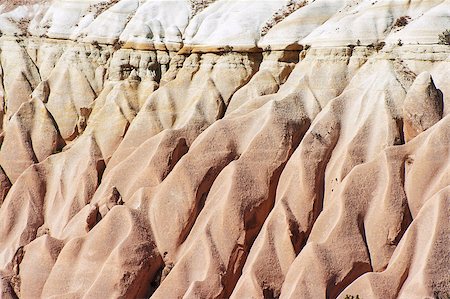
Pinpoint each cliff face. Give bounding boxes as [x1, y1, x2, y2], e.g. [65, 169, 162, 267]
[0, 1, 449, 298]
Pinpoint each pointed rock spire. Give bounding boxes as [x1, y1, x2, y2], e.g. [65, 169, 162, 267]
[128, 69, 140, 82]
[403, 71, 443, 142]
[31, 80, 50, 103]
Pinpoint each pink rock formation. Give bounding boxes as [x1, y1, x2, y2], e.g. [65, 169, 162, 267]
[0, 0, 449, 298]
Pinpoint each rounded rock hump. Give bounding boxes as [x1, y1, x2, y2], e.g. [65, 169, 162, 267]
[403, 71, 443, 142]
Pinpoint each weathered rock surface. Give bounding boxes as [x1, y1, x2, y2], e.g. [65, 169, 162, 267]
[0, 0, 449, 298]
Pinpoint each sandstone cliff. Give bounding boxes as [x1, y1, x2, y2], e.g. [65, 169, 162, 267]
[0, 0, 449, 298]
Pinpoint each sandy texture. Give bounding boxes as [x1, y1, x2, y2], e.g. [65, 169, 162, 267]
[0, 0, 449, 298]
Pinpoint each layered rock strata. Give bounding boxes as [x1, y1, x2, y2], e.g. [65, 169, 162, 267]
[0, 0, 449, 298]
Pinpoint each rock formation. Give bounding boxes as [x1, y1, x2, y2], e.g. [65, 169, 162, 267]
[0, 0, 449, 298]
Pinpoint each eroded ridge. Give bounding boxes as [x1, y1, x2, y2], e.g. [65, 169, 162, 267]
[0, 0, 449, 298]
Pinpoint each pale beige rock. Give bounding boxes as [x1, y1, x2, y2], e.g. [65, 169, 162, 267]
[0, 1, 448, 298]
[338, 116, 450, 299]
[19, 235, 64, 298]
[0, 39, 40, 124]
[403, 71, 443, 142]
[104, 52, 258, 174]
[0, 98, 63, 183]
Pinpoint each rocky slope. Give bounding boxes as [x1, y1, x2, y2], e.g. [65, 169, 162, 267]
[0, 0, 449, 298]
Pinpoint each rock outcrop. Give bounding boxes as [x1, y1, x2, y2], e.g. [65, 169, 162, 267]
[0, 0, 449, 298]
